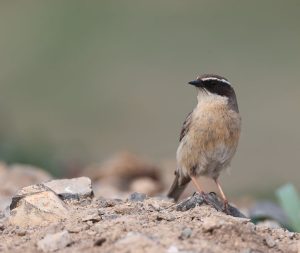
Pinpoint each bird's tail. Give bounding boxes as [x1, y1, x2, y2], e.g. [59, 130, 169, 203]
[167, 174, 190, 201]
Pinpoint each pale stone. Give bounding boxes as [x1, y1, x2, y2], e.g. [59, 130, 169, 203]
[37, 230, 72, 252]
[130, 177, 161, 196]
[9, 191, 68, 227]
[43, 177, 93, 200]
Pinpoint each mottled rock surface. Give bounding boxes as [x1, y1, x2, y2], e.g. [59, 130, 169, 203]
[37, 230, 72, 252]
[0, 163, 52, 212]
[9, 184, 68, 227]
[43, 177, 93, 200]
[176, 192, 246, 218]
[0, 187, 299, 253]
[7, 177, 94, 227]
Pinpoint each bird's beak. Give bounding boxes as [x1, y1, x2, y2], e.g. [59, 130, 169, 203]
[188, 79, 202, 87]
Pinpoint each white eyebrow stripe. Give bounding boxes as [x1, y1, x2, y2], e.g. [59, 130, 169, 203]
[201, 77, 231, 86]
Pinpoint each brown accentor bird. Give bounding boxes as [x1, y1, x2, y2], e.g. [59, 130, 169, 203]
[167, 74, 241, 210]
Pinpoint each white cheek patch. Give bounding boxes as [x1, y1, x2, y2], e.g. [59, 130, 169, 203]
[201, 77, 231, 86]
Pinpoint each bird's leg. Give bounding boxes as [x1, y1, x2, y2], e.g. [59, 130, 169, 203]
[191, 176, 203, 193]
[190, 176, 210, 204]
[214, 179, 229, 212]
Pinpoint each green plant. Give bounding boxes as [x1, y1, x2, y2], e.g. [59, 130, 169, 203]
[276, 184, 300, 232]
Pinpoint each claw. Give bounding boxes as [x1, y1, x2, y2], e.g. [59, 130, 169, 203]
[222, 200, 229, 214]
[199, 191, 216, 209]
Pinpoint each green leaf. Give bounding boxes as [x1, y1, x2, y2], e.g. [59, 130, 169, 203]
[276, 184, 300, 232]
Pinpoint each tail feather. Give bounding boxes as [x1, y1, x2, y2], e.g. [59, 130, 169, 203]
[167, 174, 190, 201]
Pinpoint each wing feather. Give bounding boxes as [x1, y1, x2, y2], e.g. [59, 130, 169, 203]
[179, 112, 192, 142]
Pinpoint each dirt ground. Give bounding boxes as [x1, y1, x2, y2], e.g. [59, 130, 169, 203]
[1, 195, 299, 253]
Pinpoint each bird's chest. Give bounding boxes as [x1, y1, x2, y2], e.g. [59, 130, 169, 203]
[191, 105, 240, 144]
[177, 101, 241, 176]
[191, 101, 240, 141]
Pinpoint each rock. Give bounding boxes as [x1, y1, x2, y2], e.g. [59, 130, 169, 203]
[147, 202, 161, 211]
[202, 217, 224, 233]
[79, 198, 93, 207]
[249, 201, 289, 227]
[114, 232, 163, 252]
[94, 238, 106, 246]
[66, 223, 89, 233]
[176, 192, 246, 218]
[87, 230, 97, 236]
[43, 177, 94, 200]
[287, 232, 296, 239]
[257, 220, 282, 229]
[96, 197, 123, 208]
[81, 152, 162, 199]
[167, 245, 197, 253]
[81, 209, 101, 222]
[179, 227, 192, 240]
[167, 245, 179, 253]
[0, 164, 52, 198]
[37, 230, 72, 252]
[157, 213, 176, 221]
[101, 213, 119, 220]
[10, 184, 48, 209]
[16, 228, 26, 236]
[8, 177, 94, 227]
[82, 152, 160, 181]
[130, 177, 162, 196]
[92, 181, 127, 199]
[9, 184, 68, 227]
[240, 249, 261, 253]
[264, 236, 276, 248]
[128, 192, 147, 202]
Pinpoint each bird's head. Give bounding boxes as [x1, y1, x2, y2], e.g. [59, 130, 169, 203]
[188, 74, 239, 111]
[188, 74, 234, 98]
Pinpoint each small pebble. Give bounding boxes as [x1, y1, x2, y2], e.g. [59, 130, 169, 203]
[157, 213, 175, 222]
[167, 245, 179, 253]
[287, 232, 296, 239]
[79, 198, 92, 206]
[102, 214, 119, 220]
[257, 220, 281, 229]
[82, 213, 101, 222]
[179, 227, 192, 240]
[128, 192, 147, 202]
[94, 238, 106, 246]
[239, 249, 259, 253]
[16, 229, 26, 236]
[97, 198, 122, 208]
[37, 230, 72, 253]
[202, 217, 223, 232]
[148, 203, 161, 211]
[239, 249, 251, 253]
[264, 236, 276, 248]
[86, 221, 93, 227]
[87, 230, 96, 236]
[66, 223, 88, 233]
[93, 224, 104, 234]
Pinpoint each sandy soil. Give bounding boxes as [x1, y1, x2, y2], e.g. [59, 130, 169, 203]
[1, 195, 299, 253]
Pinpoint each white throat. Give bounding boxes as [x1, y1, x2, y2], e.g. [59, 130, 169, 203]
[196, 89, 228, 105]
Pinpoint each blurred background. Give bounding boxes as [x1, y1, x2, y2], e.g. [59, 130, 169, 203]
[0, 1, 300, 198]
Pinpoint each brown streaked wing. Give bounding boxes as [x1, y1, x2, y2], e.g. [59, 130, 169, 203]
[179, 112, 192, 142]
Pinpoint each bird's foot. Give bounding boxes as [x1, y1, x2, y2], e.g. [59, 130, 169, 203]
[176, 192, 246, 218]
[222, 200, 229, 214]
[193, 191, 214, 207]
